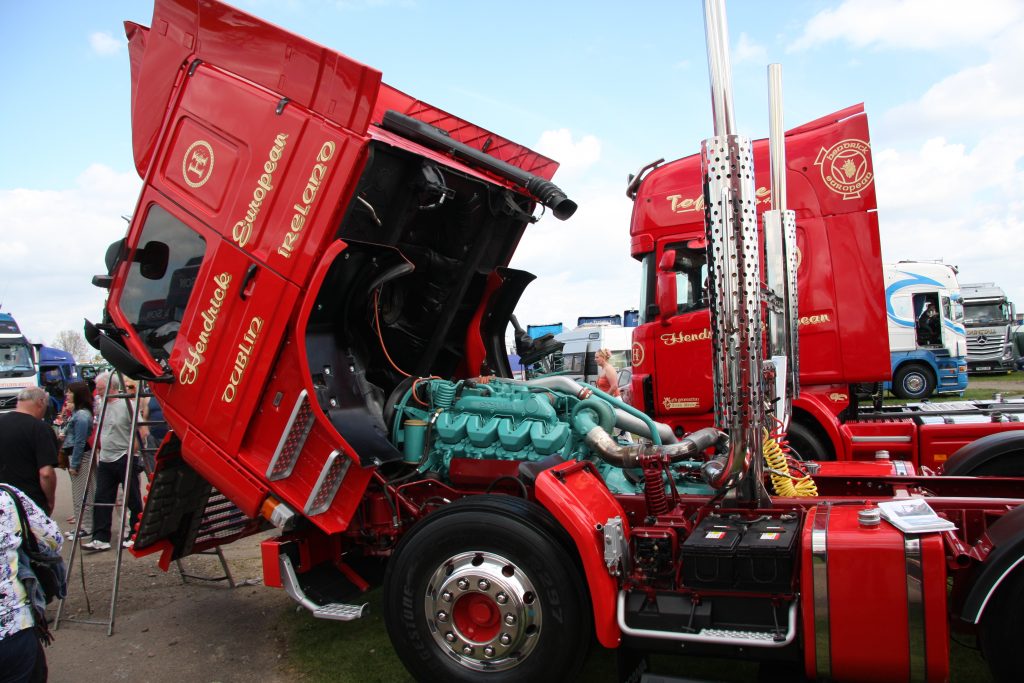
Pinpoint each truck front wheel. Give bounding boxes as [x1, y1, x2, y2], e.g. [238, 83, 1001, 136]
[892, 363, 936, 400]
[383, 497, 591, 682]
[943, 431, 1024, 476]
[787, 421, 834, 461]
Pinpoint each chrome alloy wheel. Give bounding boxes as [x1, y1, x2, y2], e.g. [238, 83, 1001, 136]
[424, 550, 541, 672]
[903, 372, 926, 395]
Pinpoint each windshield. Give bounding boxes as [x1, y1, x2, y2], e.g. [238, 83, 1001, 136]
[964, 303, 1009, 324]
[0, 341, 35, 377]
[118, 204, 207, 361]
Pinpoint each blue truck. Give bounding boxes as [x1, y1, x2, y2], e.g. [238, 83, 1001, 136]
[883, 261, 968, 399]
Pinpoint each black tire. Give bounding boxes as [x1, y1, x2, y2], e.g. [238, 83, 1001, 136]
[980, 565, 1024, 682]
[382, 497, 591, 683]
[892, 363, 936, 400]
[787, 421, 834, 461]
[943, 431, 1024, 476]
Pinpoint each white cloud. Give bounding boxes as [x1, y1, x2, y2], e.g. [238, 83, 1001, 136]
[0, 165, 141, 346]
[874, 134, 1024, 315]
[535, 129, 601, 178]
[508, 176, 639, 330]
[791, 0, 1024, 52]
[883, 24, 1024, 134]
[89, 31, 123, 56]
[734, 32, 766, 63]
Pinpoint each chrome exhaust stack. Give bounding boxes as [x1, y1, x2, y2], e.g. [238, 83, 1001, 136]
[698, 0, 767, 504]
[763, 64, 800, 431]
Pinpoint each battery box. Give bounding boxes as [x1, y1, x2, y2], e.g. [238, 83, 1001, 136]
[680, 516, 742, 588]
[681, 515, 798, 592]
[735, 516, 798, 593]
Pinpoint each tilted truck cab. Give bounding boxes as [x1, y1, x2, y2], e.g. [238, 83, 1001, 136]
[92, 0, 575, 551]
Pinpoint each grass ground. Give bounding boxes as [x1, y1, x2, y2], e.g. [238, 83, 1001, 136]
[284, 374, 1023, 681]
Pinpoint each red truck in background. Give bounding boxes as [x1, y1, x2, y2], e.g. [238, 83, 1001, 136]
[628, 106, 1024, 472]
[83, 1, 1024, 682]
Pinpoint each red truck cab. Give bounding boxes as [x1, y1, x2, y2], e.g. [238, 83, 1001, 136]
[90, 0, 573, 550]
[628, 105, 1024, 467]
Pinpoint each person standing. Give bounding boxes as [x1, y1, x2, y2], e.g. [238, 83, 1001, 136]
[595, 348, 621, 398]
[139, 394, 166, 477]
[0, 387, 58, 516]
[64, 381, 95, 540]
[0, 483, 63, 682]
[82, 374, 142, 552]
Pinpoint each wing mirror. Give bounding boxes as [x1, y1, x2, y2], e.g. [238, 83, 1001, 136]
[656, 249, 678, 325]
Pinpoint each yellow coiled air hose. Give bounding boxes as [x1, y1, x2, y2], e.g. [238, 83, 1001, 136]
[762, 428, 818, 497]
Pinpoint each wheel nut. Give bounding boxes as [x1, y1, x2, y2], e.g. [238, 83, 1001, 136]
[441, 591, 452, 602]
[445, 632, 456, 643]
[478, 579, 490, 590]
[462, 646, 474, 656]
[499, 633, 512, 645]
[504, 614, 516, 626]
[484, 646, 495, 658]
[457, 578, 470, 590]
[437, 611, 448, 622]
[495, 592, 508, 604]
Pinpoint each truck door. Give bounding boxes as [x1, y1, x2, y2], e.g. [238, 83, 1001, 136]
[638, 240, 715, 420]
[115, 61, 370, 456]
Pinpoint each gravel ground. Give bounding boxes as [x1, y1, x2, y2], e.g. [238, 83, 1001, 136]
[44, 471, 298, 683]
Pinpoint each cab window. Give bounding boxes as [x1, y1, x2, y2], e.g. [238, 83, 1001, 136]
[119, 204, 206, 361]
[639, 241, 708, 323]
[669, 242, 708, 313]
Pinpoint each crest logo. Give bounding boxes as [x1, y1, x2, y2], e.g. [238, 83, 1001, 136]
[814, 138, 873, 199]
[182, 140, 215, 189]
[663, 397, 699, 410]
[632, 341, 645, 367]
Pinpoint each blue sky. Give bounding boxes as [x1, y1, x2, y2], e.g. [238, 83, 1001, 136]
[2, 0, 1023, 350]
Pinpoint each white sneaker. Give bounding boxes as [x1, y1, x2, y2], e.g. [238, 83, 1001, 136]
[122, 539, 134, 549]
[82, 540, 111, 551]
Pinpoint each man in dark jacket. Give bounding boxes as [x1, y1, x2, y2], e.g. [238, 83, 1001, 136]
[0, 387, 59, 515]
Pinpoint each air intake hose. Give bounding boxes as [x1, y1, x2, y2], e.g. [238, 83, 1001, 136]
[381, 110, 577, 220]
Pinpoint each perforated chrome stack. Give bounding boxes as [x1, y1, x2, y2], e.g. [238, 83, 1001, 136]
[703, 132, 764, 488]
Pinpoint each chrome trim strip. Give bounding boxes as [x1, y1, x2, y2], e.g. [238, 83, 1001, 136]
[894, 461, 910, 476]
[304, 450, 350, 516]
[850, 436, 913, 443]
[267, 390, 312, 481]
[812, 505, 831, 679]
[969, 554, 1024, 624]
[904, 535, 926, 682]
[616, 592, 798, 647]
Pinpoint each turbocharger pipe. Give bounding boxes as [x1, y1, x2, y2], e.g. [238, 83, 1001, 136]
[522, 376, 678, 444]
[577, 414, 727, 469]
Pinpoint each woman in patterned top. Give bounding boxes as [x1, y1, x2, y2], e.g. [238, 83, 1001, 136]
[0, 484, 63, 681]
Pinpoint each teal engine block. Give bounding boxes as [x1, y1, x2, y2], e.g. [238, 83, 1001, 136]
[389, 377, 716, 495]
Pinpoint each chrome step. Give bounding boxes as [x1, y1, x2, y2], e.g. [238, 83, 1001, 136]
[279, 554, 368, 622]
[617, 592, 797, 647]
[313, 603, 368, 621]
